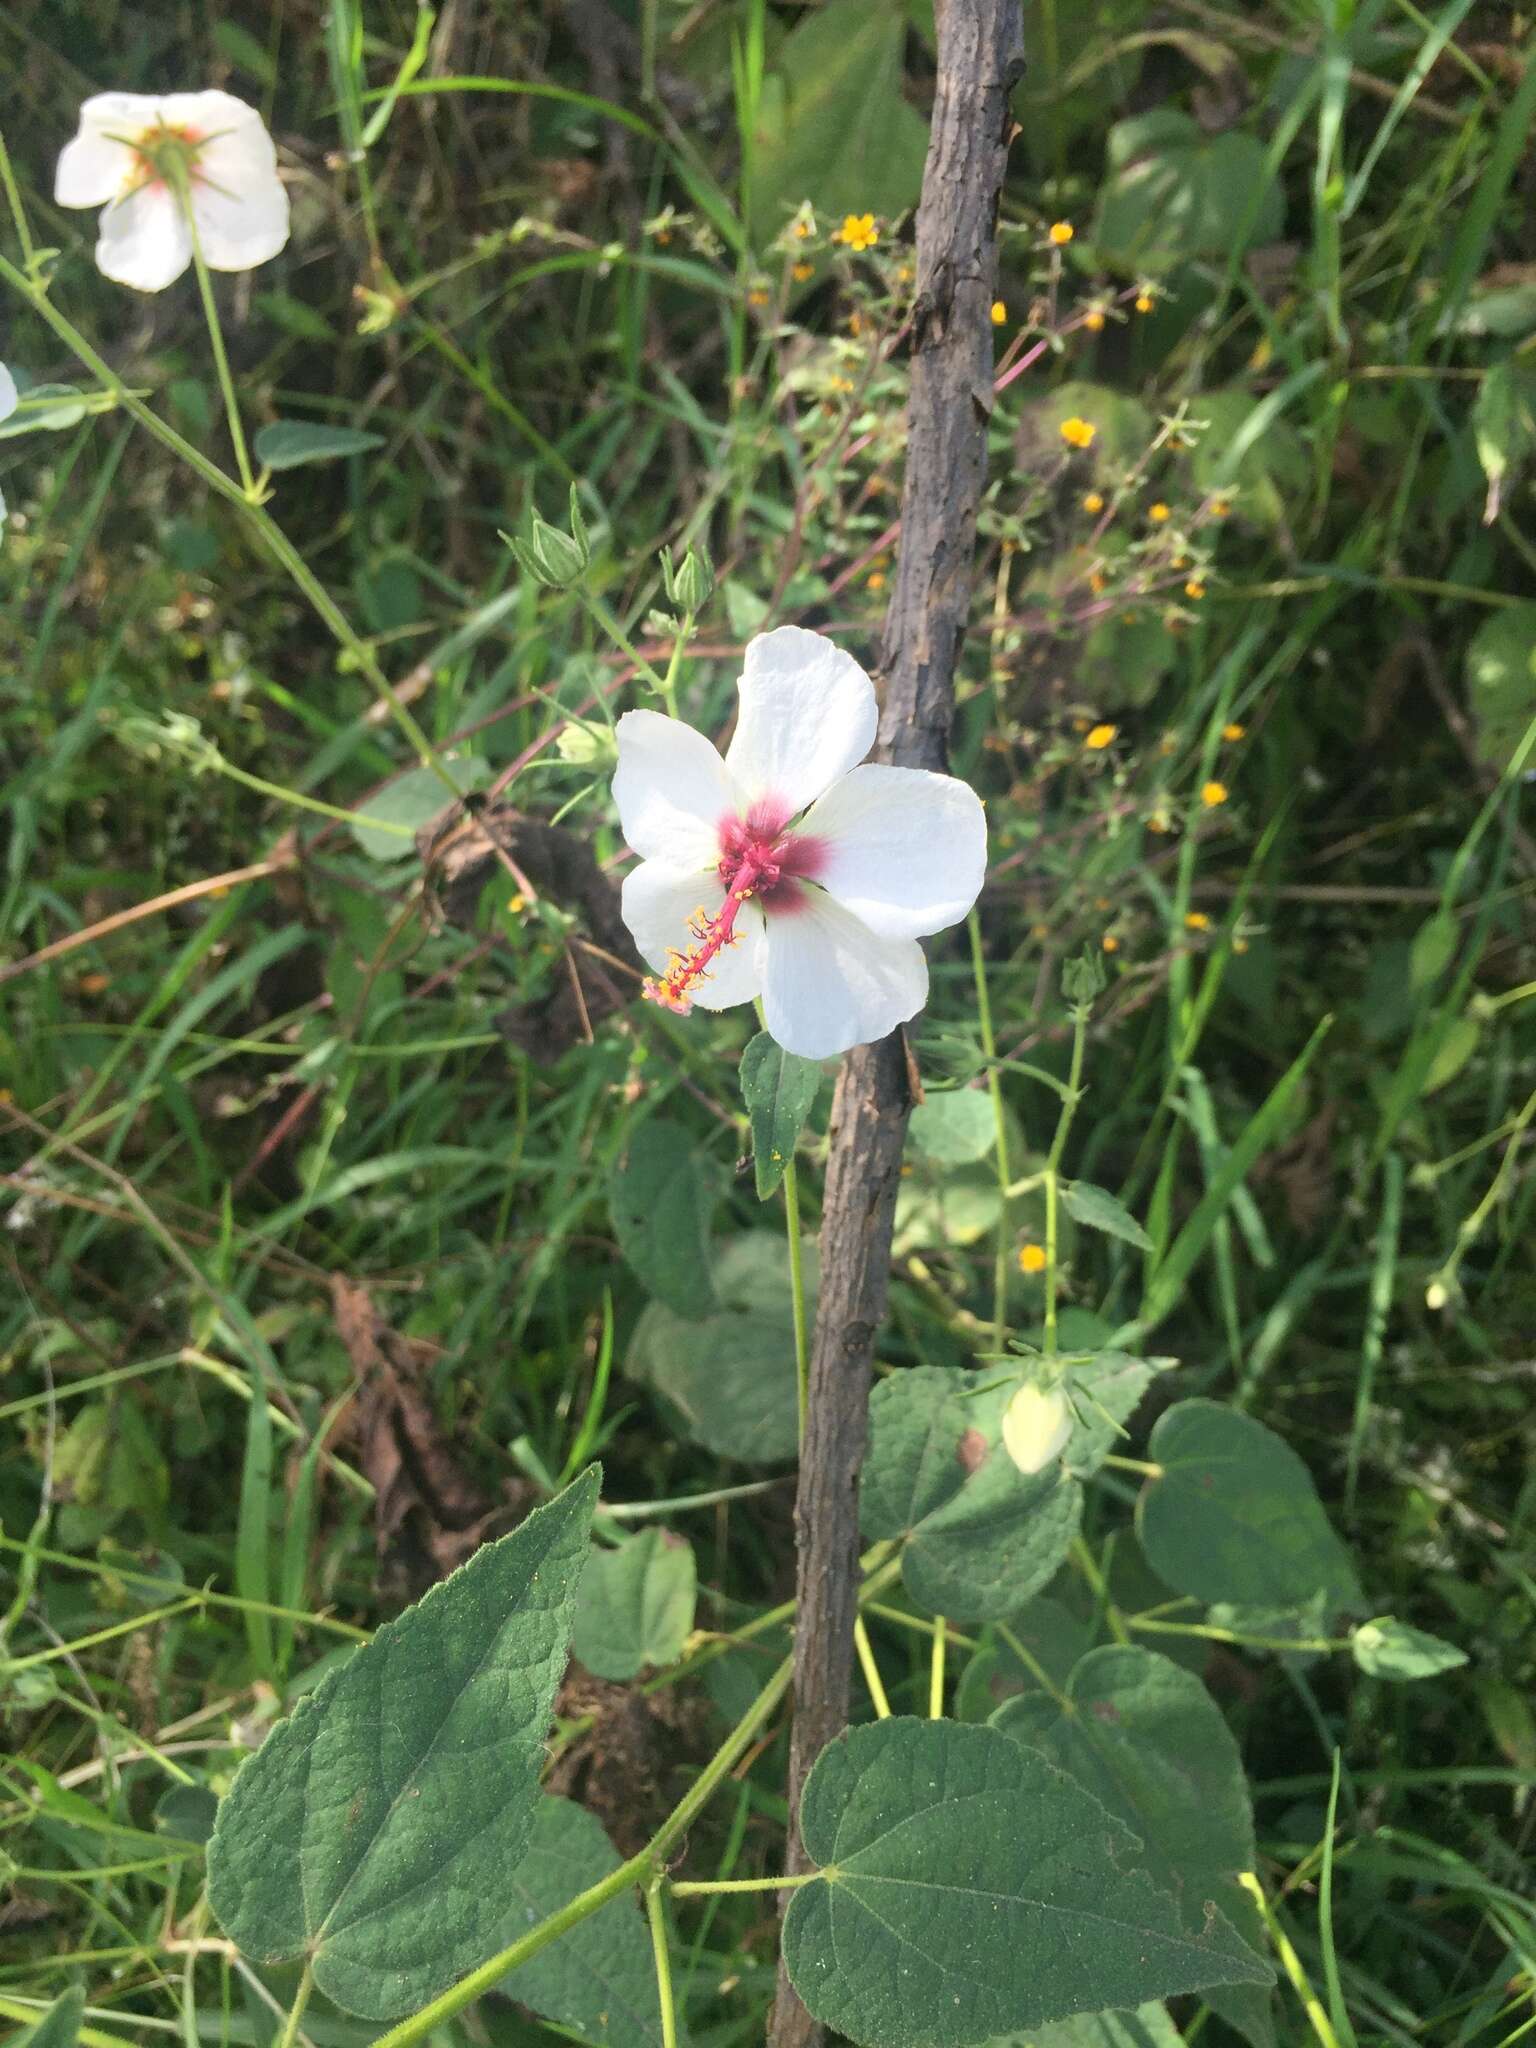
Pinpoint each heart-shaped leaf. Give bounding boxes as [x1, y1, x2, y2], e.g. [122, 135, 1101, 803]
[1137, 1400, 1361, 1611]
[572, 1527, 697, 1680]
[782, 1718, 1271, 2048]
[610, 1119, 721, 1315]
[498, 1796, 672, 2044]
[208, 1468, 598, 2020]
[862, 1367, 1081, 1619]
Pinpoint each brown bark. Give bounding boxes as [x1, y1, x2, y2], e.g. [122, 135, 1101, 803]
[767, 5, 1024, 2043]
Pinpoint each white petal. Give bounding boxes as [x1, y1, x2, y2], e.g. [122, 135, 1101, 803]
[0, 364, 15, 425]
[190, 105, 289, 271]
[725, 626, 877, 820]
[0, 485, 7, 528]
[1002, 1384, 1072, 1476]
[796, 763, 987, 939]
[95, 183, 193, 292]
[157, 89, 259, 132]
[621, 861, 765, 1012]
[613, 709, 737, 869]
[54, 95, 156, 207]
[761, 892, 926, 1059]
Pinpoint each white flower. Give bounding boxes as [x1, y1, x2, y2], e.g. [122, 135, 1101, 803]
[613, 625, 987, 1059]
[55, 90, 289, 293]
[0, 363, 15, 526]
[1001, 1383, 1073, 1476]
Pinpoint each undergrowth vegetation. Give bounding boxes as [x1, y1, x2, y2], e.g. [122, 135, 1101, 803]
[2, 3, 1535, 2046]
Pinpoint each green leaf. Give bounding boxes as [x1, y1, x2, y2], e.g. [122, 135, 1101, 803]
[1060, 1179, 1153, 1250]
[862, 1367, 1082, 1620]
[0, 384, 88, 438]
[1093, 112, 1282, 275]
[53, 1399, 168, 1534]
[1473, 356, 1536, 521]
[1062, 1352, 1160, 1476]
[625, 1232, 805, 1462]
[955, 1595, 1092, 1723]
[992, 1644, 1255, 1892]
[1352, 1616, 1468, 1682]
[782, 1718, 1271, 2048]
[908, 1090, 997, 1165]
[1464, 603, 1536, 773]
[349, 756, 490, 862]
[1137, 1400, 1361, 1610]
[572, 1527, 697, 1680]
[11, 1988, 84, 2048]
[740, 1031, 822, 1198]
[986, 2002, 1185, 2048]
[748, 0, 928, 246]
[208, 1468, 599, 2020]
[1409, 911, 1458, 989]
[497, 1797, 670, 2044]
[1188, 390, 1310, 531]
[254, 420, 387, 470]
[609, 1118, 721, 1315]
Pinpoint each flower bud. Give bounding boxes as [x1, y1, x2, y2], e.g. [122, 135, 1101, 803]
[1062, 947, 1108, 1005]
[556, 715, 617, 769]
[1002, 1382, 1073, 1476]
[661, 541, 714, 615]
[114, 711, 222, 775]
[509, 484, 591, 589]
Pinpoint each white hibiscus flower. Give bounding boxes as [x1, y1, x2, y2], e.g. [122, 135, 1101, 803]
[613, 625, 987, 1060]
[55, 90, 289, 293]
[0, 364, 15, 526]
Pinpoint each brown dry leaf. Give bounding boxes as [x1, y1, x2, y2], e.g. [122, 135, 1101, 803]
[330, 1274, 524, 1596]
[415, 801, 644, 1062]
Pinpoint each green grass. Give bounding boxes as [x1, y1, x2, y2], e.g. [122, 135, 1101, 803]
[2, 2, 1535, 2045]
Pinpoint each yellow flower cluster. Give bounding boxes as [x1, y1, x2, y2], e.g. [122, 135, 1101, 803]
[835, 213, 878, 252]
[1059, 416, 1095, 449]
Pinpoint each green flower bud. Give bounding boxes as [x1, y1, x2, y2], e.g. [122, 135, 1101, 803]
[556, 715, 617, 768]
[1061, 947, 1108, 1005]
[508, 484, 591, 589]
[114, 711, 222, 775]
[661, 540, 714, 615]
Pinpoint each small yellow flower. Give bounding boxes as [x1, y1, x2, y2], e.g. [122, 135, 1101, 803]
[1101, 933, 1120, 953]
[1018, 1242, 1048, 1274]
[991, 299, 1007, 326]
[747, 286, 770, 308]
[1172, 552, 1188, 569]
[1083, 309, 1105, 333]
[1185, 578, 1206, 600]
[655, 228, 672, 246]
[77, 971, 111, 996]
[867, 570, 886, 591]
[1093, 895, 1112, 911]
[1222, 721, 1246, 742]
[835, 212, 878, 252]
[1088, 571, 1106, 595]
[1059, 416, 1095, 449]
[1085, 722, 1117, 750]
[1233, 935, 1250, 954]
[793, 217, 813, 240]
[1210, 497, 1231, 519]
[792, 260, 814, 282]
[1134, 290, 1154, 314]
[1149, 502, 1171, 523]
[1184, 911, 1211, 932]
[508, 893, 527, 914]
[1201, 780, 1228, 809]
[1082, 491, 1104, 514]
[1048, 221, 1074, 246]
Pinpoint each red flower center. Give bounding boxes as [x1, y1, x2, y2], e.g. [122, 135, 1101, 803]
[641, 799, 827, 1016]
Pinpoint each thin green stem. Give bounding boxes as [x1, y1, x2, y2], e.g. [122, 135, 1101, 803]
[1042, 1003, 1089, 1357]
[371, 1654, 794, 2048]
[852, 1616, 893, 1719]
[1071, 1534, 1130, 1647]
[645, 1877, 680, 2048]
[1238, 1872, 1345, 2048]
[997, 1621, 1073, 1713]
[0, 251, 463, 802]
[929, 1612, 946, 1718]
[671, 1870, 820, 1898]
[174, 165, 256, 498]
[218, 759, 415, 836]
[276, 1963, 313, 2048]
[969, 910, 1012, 1349]
[0, 127, 36, 270]
[783, 1157, 810, 1440]
[657, 608, 694, 719]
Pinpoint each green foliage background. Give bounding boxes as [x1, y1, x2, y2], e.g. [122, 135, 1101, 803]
[1, 1, 1535, 2045]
